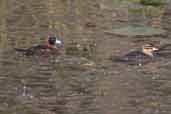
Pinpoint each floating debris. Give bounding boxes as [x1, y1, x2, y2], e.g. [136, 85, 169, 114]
[65, 41, 96, 59]
[81, 61, 96, 68]
[85, 22, 96, 28]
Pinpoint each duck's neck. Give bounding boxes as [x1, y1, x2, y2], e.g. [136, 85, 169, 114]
[146, 53, 154, 57]
[142, 49, 154, 57]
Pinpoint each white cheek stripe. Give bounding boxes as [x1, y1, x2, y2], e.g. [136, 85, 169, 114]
[56, 40, 62, 44]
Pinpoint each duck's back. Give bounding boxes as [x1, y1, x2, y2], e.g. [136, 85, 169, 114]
[112, 51, 153, 65]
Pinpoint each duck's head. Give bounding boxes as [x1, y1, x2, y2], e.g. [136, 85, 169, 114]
[48, 36, 63, 48]
[142, 44, 158, 56]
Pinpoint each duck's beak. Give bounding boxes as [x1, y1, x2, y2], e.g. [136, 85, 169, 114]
[152, 47, 159, 51]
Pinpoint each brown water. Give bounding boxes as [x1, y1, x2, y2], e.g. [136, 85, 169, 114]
[1, 47, 171, 114]
[0, 0, 171, 114]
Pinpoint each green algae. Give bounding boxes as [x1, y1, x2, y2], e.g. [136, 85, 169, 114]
[106, 25, 165, 37]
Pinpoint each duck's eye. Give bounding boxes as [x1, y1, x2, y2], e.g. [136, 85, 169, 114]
[144, 46, 154, 50]
[48, 37, 56, 45]
[145, 47, 152, 49]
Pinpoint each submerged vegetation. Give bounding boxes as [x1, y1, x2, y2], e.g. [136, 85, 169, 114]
[112, 0, 166, 6]
[65, 41, 96, 59]
[140, 0, 165, 7]
[112, 0, 165, 17]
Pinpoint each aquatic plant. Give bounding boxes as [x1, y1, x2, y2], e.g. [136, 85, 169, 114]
[140, 0, 165, 7]
[143, 6, 164, 17]
[65, 41, 96, 59]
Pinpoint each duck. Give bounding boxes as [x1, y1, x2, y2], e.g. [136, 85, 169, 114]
[14, 36, 63, 56]
[111, 44, 159, 65]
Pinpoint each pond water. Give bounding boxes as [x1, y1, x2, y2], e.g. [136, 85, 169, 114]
[0, 0, 171, 114]
[1, 44, 171, 114]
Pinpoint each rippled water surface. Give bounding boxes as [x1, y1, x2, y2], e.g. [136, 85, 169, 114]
[0, 0, 171, 114]
[1, 47, 171, 114]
